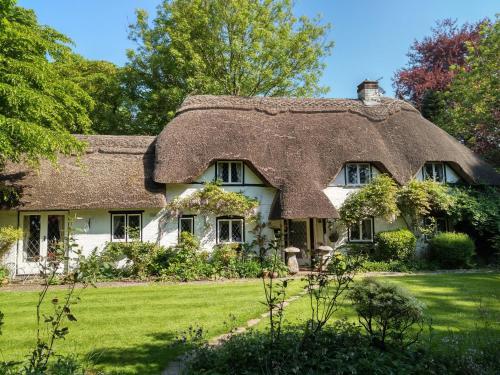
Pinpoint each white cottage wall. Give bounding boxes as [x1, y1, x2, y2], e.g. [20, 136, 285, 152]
[162, 163, 277, 251]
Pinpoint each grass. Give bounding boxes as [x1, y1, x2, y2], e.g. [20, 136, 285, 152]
[266, 272, 500, 338]
[1, 273, 498, 374]
[0, 279, 304, 375]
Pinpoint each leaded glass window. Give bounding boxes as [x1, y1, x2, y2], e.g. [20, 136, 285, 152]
[47, 215, 65, 258]
[423, 163, 445, 183]
[179, 216, 194, 236]
[345, 163, 371, 185]
[217, 218, 244, 243]
[217, 161, 243, 183]
[23, 215, 41, 261]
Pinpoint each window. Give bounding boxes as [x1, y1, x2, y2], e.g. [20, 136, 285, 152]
[111, 213, 142, 242]
[179, 216, 194, 236]
[349, 218, 373, 242]
[423, 162, 445, 183]
[423, 217, 449, 234]
[217, 161, 243, 184]
[217, 217, 244, 243]
[346, 163, 371, 185]
[23, 215, 41, 261]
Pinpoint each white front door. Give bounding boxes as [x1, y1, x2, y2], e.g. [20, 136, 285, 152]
[18, 212, 67, 275]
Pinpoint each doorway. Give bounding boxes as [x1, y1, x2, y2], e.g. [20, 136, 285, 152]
[288, 219, 310, 266]
[18, 212, 67, 275]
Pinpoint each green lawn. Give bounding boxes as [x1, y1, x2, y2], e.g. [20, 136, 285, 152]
[268, 272, 500, 337]
[0, 280, 304, 375]
[0, 273, 498, 374]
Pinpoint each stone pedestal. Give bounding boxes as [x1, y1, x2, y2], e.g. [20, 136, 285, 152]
[284, 246, 301, 274]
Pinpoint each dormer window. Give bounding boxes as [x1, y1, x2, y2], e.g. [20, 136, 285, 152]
[217, 161, 243, 184]
[423, 162, 445, 183]
[346, 163, 371, 186]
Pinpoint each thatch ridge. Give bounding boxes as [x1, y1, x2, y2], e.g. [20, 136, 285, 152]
[155, 95, 500, 219]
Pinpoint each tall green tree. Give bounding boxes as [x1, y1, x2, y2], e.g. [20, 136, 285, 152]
[0, 0, 92, 166]
[125, 0, 333, 134]
[55, 55, 134, 135]
[435, 19, 499, 166]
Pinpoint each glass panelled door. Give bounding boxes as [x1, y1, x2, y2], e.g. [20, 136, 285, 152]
[288, 219, 310, 266]
[19, 213, 66, 274]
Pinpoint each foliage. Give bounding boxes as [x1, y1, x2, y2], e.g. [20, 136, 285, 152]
[166, 181, 259, 219]
[183, 321, 500, 374]
[350, 278, 425, 349]
[393, 18, 482, 116]
[124, 0, 333, 133]
[161, 232, 212, 281]
[339, 174, 400, 226]
[435, 18, 499, 165]
[303, 251, 362, 337]
[25, 242, 88, 373]
[55, 55, 134, 135]
[103, 241, 172, 279]
[361, 259, 439, 272]
[375, 229, 417, 262]
[0, 265, 9, 285]
[429, 232, 475, 269]
[448, 185, 500, 260]
[361, 260, 410, 272]
[0, 226, 21, 259]
[0, 0, 91, 167]
[209, 243, 271, 279]
[396, 179, 453, 235]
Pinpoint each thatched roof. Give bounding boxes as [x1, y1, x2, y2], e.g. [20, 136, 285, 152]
[155, 95, 500, 219]
[1, 135, 166, 210]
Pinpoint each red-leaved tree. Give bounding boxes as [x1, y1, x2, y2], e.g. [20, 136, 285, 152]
[393, 19, 482, 115]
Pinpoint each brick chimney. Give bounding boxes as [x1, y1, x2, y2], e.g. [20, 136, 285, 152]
[357, 80, 381, 105]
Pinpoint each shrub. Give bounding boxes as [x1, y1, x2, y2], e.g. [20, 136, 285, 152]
[429, 232, 475, 269]
[78, 248, 124, 281]
[183, 321, 500, 374]
[161, 232, 213, 281]
[349, 278, 425, 348]
[0, 226, 21, 258]
[102, 241, 173, 278]
[361, 260, 410, 272]
[375, 229, 416, 261]
[0, 266, 9, 285]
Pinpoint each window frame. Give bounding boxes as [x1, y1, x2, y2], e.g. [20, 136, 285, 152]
[345, 163, 372, 186]
[178, 215, 195, 239]
[216, 216, 245, 244]
[216, 161, 244, 184]
[348, 217, 374, 243]
[110, 211, 143, 243]
[422, 162, 446, 183]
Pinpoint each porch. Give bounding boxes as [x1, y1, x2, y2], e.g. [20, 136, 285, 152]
[271, 218, 340, 267]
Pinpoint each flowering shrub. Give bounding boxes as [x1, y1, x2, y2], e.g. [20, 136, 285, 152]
[165, 181, 259, 219]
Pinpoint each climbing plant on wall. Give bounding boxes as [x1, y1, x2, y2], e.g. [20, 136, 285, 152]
[165, 182, 259, 219]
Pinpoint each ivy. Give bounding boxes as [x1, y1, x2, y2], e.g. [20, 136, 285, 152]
[165, 182, 259, 219]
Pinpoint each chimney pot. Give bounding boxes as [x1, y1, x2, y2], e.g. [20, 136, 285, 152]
[357, 80, 381, 104]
